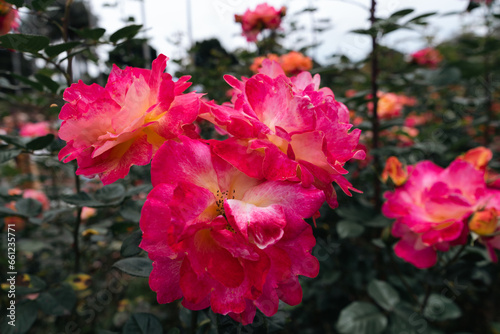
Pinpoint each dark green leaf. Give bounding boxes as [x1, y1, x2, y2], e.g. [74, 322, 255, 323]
[95, 184, 126, 204]
[407, 12, 437, 23]
[126, 184, 153, 197]
[10, 73, 44, 91]
[121, 230, 143, 257]
[5, 0, 24, 7]
[61, 192, 102, 207]
[0, 34, 50, 54]
[16, 275, 46, 295]
[350, 28, 376, 36]
[26, 134, 54, 151]
[0, 149, 21, 164]
[45, 41, 80, 58]
[337, 220, 365, 239]
[0, 135, 27, 148]
[109, 25, 143, 44]
[15, 198, 42, 217]
[34, 73, 59, 93]
[37, 284, 76, 316]
[422, 294, 461, 321]
[123, 313, 163, 334]
[389, 9, 414, 19]
[0, 205, 24, 218]
[0, 300, 38, 334]
[113, 257, 152, 277]
[336, 302, 387, 334]
[367, 280, 400, 311]
[120, 206, 141, 223]
[73, 27, 106, 40]
[31, 0, 56, 11]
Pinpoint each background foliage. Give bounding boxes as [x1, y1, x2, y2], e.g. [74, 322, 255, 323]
[0, 0, 499, 333]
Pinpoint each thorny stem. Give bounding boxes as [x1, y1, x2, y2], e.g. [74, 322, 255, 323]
[370, 0, 382, 212]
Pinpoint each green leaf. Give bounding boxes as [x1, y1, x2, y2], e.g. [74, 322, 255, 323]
[389, 9, 414, 19]
[34, 73, 59, 93]
[73, 27, 106, 40]
[10, 73, 44, 91]
[336, 220, 365, 239]
[407, 12, 437, 23]
[126, 184, 153, 197]
[113, 257, 152, 278]
[5, 0, 24, 7]
[61, 192, 102, 207]
[0, 149, 21, 164]
[0, 34, 50, 54]
[422, 294, 462, 321]
[31, 0, 56, 11]
[0, 205, 24, 218]
[45, 41, 80, 58]
[0, 135, 27, 148]
[95, 184, 126, 204]
[123, 313, 163, 334]
[336, 302, 387, 334]
[0, 300, 38, 334]
[26, 134, 54, 151]
[37, 284, 76, 316]
[350, 28, 376, 36]
[120, 206, 141, 223]
[121, 230, 143, 257]
[109, 25, 143, 44]
[367, 280, 400, 311]
[16, 275, 46, 295]
[15, 198, 42, 217]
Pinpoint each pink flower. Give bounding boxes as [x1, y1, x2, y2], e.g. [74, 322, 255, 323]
[0, 1, 20, 35]
[235, 3, 286, 42]
[383, 160, 495, 268]
[411, 47, 443, 69]
[58, 54, 201, 185]
[201, 60, 365, 208]
[140, 136, 324, 325]
[19, 122, 51, 138]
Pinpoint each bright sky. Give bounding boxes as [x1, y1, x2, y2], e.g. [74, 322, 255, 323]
[88, 0, 484, 73]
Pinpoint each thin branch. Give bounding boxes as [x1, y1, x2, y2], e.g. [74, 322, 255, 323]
[370, 0, 382, 212]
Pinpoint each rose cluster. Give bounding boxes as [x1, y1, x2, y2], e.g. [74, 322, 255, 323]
[58, 55, 364, 323]
[234, 3, 286, 42]
[382, 148, 500, 268]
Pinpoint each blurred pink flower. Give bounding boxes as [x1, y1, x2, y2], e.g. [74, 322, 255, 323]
[235, 3, 286, 42]
[383, 160, 495, 268]
[0, 0, 20, 35]
[411, 47, 443, 69]
[201, 60, 365, 208]
[140, 136, 324, 324]
[19, 122, 51, 138]
[58, 54, 201, 185]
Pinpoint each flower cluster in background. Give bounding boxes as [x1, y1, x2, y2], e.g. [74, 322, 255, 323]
[234, 3, 286, 42]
